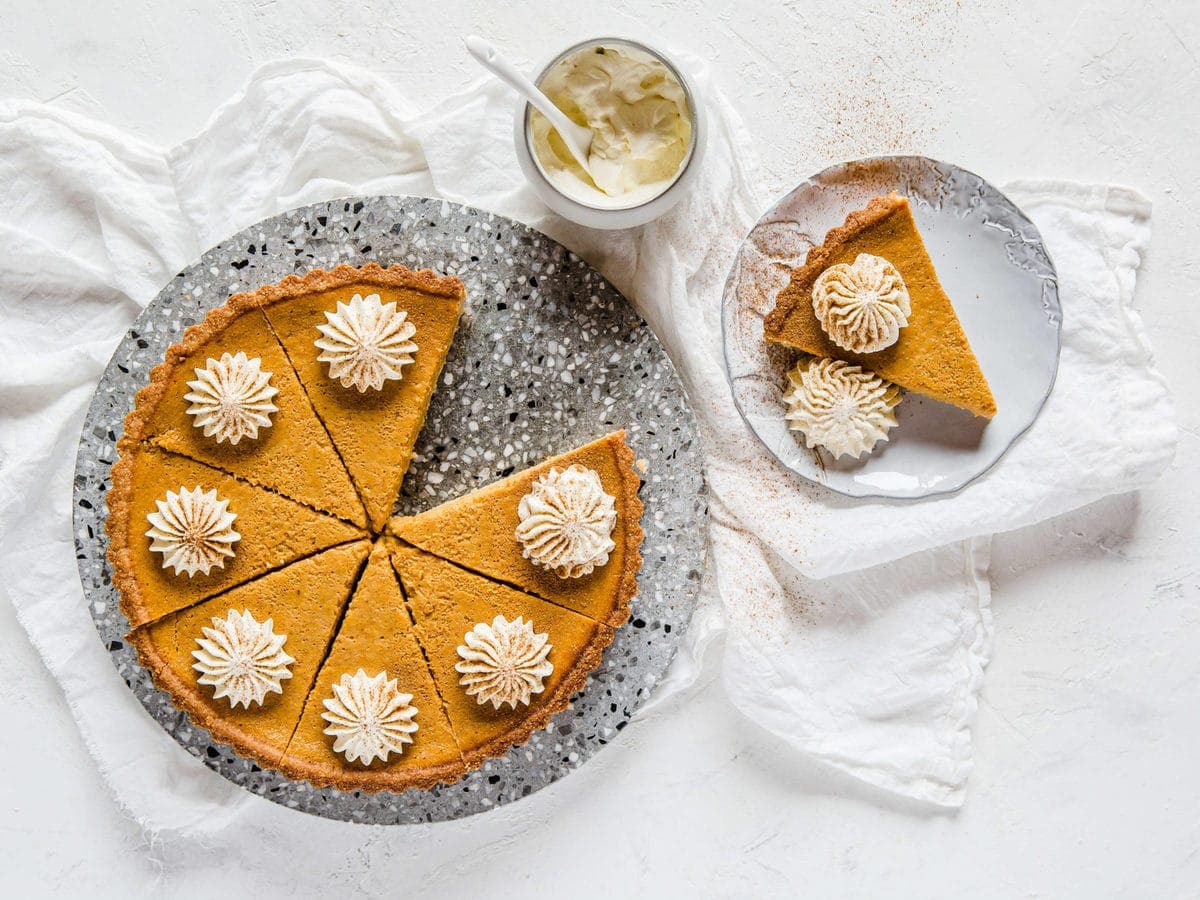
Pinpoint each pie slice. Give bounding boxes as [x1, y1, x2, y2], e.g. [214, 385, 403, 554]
[127, 540, 370, 769]
[279, 544, 465, 791]
[107, 444, 363, 627]
[123, 294, 366, 526]
[763, 193, 997, 418]
[251, 264, 465, 532]
[390, 544, 614, 769]
[385, 431, 643, 627]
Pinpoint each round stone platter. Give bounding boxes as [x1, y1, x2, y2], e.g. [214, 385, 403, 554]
[72, 195, 707, 824]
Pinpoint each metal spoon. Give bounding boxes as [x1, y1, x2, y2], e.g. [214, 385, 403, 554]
[465, 35, 595, 175]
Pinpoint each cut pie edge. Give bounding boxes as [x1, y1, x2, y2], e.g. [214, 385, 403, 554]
[384, 430, 645, 629]
[124, 539, 372, 773]
[389, 545, 617, 771]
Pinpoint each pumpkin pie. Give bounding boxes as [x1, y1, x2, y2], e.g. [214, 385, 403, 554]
[123, 293, 366, 526]
[106, 262, 648, 794]
[107, 444, 362, 627]
[279, 544, 465, 791]
[127, 541, 370, 769]
[390, 544, 615, 769]
[251, 264, 465, 531]
[385, 431, 643, 627]
[763, 193, 997, 418]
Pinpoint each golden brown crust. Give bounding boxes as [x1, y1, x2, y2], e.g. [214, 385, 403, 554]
[104, 448, 147, 626]
[763, 193, 906, 338]
[231, 262, 467, 315]
[604, 431, 644, 629]
[272, 734, 468, 794]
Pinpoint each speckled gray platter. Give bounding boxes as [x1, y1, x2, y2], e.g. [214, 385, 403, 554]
[73, 195, 706, 824]
[723, 156, 1061, 499]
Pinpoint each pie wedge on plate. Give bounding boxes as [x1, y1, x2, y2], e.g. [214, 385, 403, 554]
[764, 193, 997, 419]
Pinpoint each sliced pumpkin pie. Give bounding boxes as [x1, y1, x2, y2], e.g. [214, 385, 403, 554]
[390, 544, 614, 769]
[127, 540, 370, 768]
[386, 431, 643, 627]
[122, 294, 366, 526]
[279, 544, 465, 791]
[250, 264, 465, 531]
[763, 193, 996, 418]
[107, 444, 362, 627]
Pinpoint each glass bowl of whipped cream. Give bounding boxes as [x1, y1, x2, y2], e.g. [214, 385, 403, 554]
[514, 38, 706, 229]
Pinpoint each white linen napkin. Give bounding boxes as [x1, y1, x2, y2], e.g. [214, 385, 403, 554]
[0, 56, 1174, 840]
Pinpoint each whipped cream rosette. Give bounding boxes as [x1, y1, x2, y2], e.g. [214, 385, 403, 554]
[783, 357, 901, 459]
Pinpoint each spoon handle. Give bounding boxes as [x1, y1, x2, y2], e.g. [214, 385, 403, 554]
[465, 35, 591, 166]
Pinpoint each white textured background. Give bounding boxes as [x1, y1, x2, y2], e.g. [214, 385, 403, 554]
[2, 1, 1197, 896]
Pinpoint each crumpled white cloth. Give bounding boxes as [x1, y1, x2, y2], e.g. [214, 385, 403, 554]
[0, 56, 1174, 839]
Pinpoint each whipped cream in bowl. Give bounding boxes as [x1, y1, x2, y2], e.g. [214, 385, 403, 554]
[514, 38, 705, 229]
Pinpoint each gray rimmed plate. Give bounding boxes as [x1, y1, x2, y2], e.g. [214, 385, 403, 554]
[73, 195, 707, 824]
[722, 156, 1061, 499]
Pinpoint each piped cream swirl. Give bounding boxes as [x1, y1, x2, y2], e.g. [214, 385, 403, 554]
[321, 669, 418, 765]
[515, 465, 617, 578]
[145, 485, 240, 577]
[783, 357, 901, 459]
[455, 615, 554, 710]
[812, 253, 911, 353]
[191, 609, 294, 708]
[315, 293, 418, 392]
[184, 351, 279, 445]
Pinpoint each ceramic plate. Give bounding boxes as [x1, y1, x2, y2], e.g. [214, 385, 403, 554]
[73, 195, 707, 823]
[722, 156, 1061, 499]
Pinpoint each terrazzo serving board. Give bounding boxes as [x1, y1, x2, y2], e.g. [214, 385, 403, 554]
[72, 195, 707, 824]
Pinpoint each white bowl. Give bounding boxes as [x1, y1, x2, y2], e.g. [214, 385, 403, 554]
[512, 37, 707, 230]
